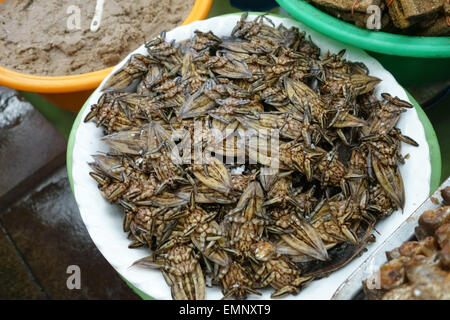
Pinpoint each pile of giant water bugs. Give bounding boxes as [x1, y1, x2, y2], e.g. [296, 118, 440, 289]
[84, 14, 418, 300]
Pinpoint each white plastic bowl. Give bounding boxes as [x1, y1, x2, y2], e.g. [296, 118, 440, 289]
[68, 13, 432, 300]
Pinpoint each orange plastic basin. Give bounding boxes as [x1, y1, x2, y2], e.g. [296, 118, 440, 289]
[0, 0, 213, 112]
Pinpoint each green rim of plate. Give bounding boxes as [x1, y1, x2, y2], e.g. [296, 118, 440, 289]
[66, 13, 442, 300]
[276, 0, 450, 58]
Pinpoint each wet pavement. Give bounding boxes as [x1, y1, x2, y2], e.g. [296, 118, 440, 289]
[0, 88, 66, 211]
[0, 87, 138, 299]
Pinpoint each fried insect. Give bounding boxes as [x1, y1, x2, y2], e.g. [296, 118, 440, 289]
[251, 241, 313, 298]
[133, 244, 206, 300]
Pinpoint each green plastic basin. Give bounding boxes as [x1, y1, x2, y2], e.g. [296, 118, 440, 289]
[276, 0, 450, 86]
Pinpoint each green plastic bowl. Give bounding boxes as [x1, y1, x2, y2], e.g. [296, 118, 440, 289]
[276, 0, 450, 86]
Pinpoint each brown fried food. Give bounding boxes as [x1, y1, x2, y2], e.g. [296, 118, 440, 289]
[84, 14, 417, 300]
[364, 198, 450, 300]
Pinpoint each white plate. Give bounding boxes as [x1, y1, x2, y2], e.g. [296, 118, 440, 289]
[70, 13, 431, 300]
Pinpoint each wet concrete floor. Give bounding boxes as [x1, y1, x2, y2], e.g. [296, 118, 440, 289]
[0, 87, 138, 299]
